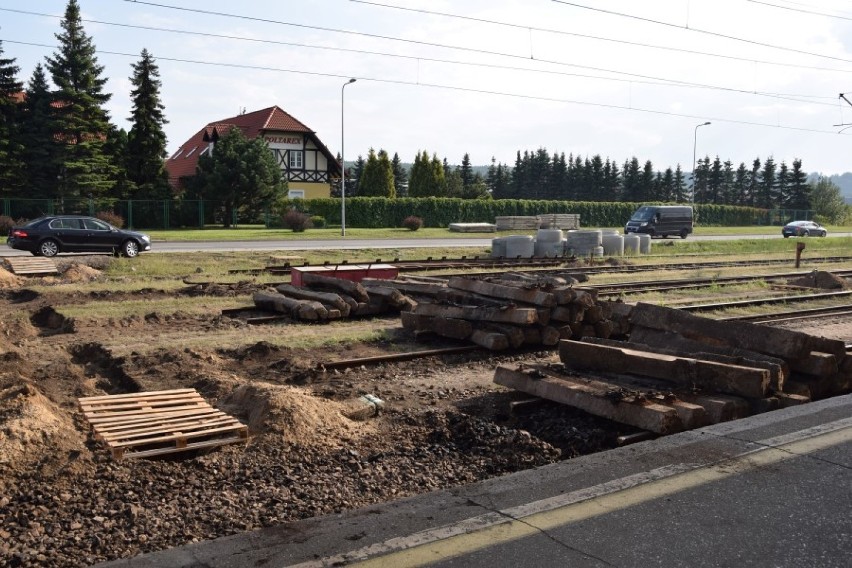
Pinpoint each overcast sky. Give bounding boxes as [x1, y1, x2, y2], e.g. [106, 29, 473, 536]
[3, 0, 852, 175]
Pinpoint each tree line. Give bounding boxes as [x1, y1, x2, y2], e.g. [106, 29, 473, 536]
[0, 0, 171, 205]
[1, 1, 847, 226]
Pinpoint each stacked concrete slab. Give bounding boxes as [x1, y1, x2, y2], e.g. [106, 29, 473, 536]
[395, 272, 627, 350]
[495, 302, 850, 434]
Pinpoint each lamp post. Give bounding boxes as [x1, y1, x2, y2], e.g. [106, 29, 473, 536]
[691, 121, 711, 203]
[341, 78, 356, 236]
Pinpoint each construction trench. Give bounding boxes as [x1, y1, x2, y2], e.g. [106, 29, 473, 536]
[0, 255, 850, 567]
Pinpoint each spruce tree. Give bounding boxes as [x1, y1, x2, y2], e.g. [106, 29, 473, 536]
[733, 162, 750, 206]
[390, 152, 408, 197]
[127, 49, 170, 199]
[758, 157, 777, 209]
[430, 153, 447, 196]
[785, 159, 809, 210]
[359, 148, 395, 197]
[47, 0, 118, 202]
[0, 40, 25, 197]
[459, 153, 473, 192]
[408, 151, 429, 197]
[21, 64, 60, 197]
[194, 127, 284, 227]
[350, 154, 365, 196]
[673, 165, 686, 203]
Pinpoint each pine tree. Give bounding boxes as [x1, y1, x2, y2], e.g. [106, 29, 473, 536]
[692, 157, 710, 203]
[390, 152, 408, 197]
[0, 40, 25, 197]
[21, 64, 60, 197]
[47, 0, 119, 201]
[660, 168, 675, 201]
[721, 160, 735, 205]
[486, 157, 498, 196]
[707, 157, 723, 204]
[127, 49, 170, 199]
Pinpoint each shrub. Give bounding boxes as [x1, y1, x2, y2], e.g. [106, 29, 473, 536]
[282, 209, 313, 232]
[402, 215, 423, 231]
[309, 215, 327, 229]
[96, 210, 125, 228]
[0, 215, 15, 233]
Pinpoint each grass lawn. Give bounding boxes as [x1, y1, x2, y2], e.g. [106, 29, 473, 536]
[145, 224, 850, 242]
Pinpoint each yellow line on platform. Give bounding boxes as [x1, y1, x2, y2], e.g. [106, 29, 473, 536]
[352, 427, 851, 567]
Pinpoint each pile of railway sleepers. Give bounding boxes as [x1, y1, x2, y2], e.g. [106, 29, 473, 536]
[252, 271, 415, 321]
[495, 302, 850, 434]
[382, 272, 627, 350]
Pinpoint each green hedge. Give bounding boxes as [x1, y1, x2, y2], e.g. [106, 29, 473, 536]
[278, 198, 767, 228]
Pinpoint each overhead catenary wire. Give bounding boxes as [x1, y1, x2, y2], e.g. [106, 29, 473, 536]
[0, 7, 839, 108]
[350, 0, 852, 79]
[551, 0, 852, 64]
[745, 0, 852, 21]
[17, 2, 822, 110]
[3, 38, 849, 138]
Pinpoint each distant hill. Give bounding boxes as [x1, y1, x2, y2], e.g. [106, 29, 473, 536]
[807, 172, 852, 201]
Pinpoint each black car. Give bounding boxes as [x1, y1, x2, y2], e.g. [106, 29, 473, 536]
[7, 215, 152, 257]
[781, 220, 828, 238]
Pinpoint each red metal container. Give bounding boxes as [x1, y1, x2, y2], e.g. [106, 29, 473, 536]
[290, 264, 399, 286]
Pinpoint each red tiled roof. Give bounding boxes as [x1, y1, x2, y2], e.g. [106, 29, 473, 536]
[165, 106, 337, 188]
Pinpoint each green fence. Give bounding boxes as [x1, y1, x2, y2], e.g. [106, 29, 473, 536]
[1, 197, 815, 230]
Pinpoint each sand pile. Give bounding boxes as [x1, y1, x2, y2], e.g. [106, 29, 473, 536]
[220, 383, 373, 446]
[63, 263, 102, 283]
[0, 383, 74, 466]
[0, 265, 22, 288]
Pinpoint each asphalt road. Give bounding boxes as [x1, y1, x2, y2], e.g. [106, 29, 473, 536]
[2, 232, 850, 256]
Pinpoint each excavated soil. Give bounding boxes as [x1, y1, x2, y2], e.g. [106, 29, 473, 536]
[2, 256, 851, 567]
[0, 259, 627, 567]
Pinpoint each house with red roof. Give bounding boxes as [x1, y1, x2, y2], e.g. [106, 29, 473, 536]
[165, 106, 341, 199]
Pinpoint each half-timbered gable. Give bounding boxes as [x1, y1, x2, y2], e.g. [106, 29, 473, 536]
[165, 106, 340, 199]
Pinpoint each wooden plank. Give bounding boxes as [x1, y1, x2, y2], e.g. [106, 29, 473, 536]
[447, 277, 557, 307]
[109, 424, 248, 449]
[559, 339, 771, 398]
[413, 302, 540, 325]
[630, 302, 847, 360]
[78, 388, 248, 460]
[494, 366, 682, 434]
[118, 433, 248, 460]
[5, 257, 59, 275]
[78, 388, 198, 402]
[87, 408, 226, 428]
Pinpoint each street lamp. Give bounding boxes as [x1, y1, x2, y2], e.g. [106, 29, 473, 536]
[341, 78, 356, 236]
[692, 121, 711, 203]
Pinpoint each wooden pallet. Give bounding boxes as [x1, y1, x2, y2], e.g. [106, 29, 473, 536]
[5, 256, 59, 275]
[78, 388, 248, 460]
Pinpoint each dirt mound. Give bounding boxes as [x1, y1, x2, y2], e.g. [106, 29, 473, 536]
[0, 265, 23, 288]
[62, 263, 102, 283]
[788, 270, 849, 290]
[220, 383, 373, 446]
[0, 382, 78, 467]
